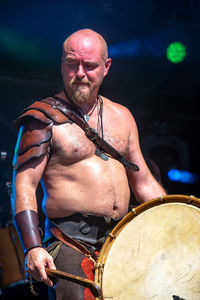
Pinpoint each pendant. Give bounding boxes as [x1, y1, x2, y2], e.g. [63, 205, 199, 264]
[95, 148, 109, 161]
[84, 114, 89, 123]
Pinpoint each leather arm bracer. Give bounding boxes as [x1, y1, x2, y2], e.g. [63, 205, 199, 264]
[13, 210, 43, 255]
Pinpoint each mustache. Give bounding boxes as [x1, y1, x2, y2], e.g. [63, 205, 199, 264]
[70, 79, 91, 85]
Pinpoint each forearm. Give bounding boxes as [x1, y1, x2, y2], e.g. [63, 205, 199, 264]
[13, 179, 38, 214]
[134, 178, 167, 204]
[12, 181, 42, 255]
[12, 182, 55, 286]
[12, 151, 48, 214]
[13, 210, 43, 255]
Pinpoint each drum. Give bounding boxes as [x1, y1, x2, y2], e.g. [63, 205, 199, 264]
[95, 194, 200, 300]
[0, 223, 26, 288]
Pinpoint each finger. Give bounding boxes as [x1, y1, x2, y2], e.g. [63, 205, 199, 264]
[47, 256, 56, 270]
[27, 267, 43, 284]
[38, 266, 54, 287]
[27, 264, 53, 287]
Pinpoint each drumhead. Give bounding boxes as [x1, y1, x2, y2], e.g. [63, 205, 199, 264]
[96, 195, 200, 300]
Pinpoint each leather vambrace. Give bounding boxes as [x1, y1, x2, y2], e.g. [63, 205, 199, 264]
[13, 210, 43, 256]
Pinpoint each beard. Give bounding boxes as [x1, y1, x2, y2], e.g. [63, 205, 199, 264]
[67, 79, 95, 105]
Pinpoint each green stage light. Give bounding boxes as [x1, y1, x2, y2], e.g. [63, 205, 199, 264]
[166, 42, 186, 63]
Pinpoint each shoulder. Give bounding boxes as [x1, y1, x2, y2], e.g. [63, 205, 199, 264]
[102, 95, 136, 125]
[14, 95, 71, 130]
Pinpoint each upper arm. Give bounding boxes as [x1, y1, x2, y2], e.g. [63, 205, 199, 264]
[121, 107, 166, 202]
[12, 117, 51, 213]
[124, 108, 151, 182]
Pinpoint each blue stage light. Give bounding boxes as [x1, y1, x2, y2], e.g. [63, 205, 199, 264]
[168, 169, 199, 184]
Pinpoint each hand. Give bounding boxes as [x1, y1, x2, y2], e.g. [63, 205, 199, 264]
[26, 247, 56, 287]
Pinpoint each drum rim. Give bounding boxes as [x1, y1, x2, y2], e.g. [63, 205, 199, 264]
[94, 194, 200, 298]
[4, 279, 29, 290]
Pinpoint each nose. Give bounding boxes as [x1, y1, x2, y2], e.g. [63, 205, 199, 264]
[76, 64, 85, 79]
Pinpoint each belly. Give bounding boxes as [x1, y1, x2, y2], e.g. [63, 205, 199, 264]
[43, 156, 130, 220]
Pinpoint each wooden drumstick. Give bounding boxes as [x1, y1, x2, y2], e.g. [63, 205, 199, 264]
[45, 267, 101, 298]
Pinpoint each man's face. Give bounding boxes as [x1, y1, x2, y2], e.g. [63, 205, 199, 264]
[61, 34, 111, 104]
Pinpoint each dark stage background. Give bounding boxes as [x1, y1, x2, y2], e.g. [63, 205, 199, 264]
[0, 0, 199, 299]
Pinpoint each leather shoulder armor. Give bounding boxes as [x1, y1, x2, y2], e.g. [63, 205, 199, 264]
[13, 97, 72, 171]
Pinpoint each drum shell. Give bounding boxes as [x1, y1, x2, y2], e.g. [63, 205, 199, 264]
[0, 223, 26, 287]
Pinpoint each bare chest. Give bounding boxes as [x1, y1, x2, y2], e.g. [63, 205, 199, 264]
[51, 120, 129, 164]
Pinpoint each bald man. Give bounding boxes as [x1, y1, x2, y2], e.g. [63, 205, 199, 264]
[12, 29, 166, 299]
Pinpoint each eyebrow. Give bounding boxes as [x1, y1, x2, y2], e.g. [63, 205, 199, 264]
[64, 57, 98, 66]
[84, 60, 98, 66]
[63, 56, 77, 62]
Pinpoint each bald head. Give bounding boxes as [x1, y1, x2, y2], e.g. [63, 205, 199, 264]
[62, 29, 108, 62]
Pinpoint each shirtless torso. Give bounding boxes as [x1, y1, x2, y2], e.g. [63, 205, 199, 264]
[44, 95, 130, 220]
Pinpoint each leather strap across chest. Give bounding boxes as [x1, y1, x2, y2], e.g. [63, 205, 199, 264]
[43, 96, 139, 172]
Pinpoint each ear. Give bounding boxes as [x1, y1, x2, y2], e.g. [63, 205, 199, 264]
[104, 58, 112, 77]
